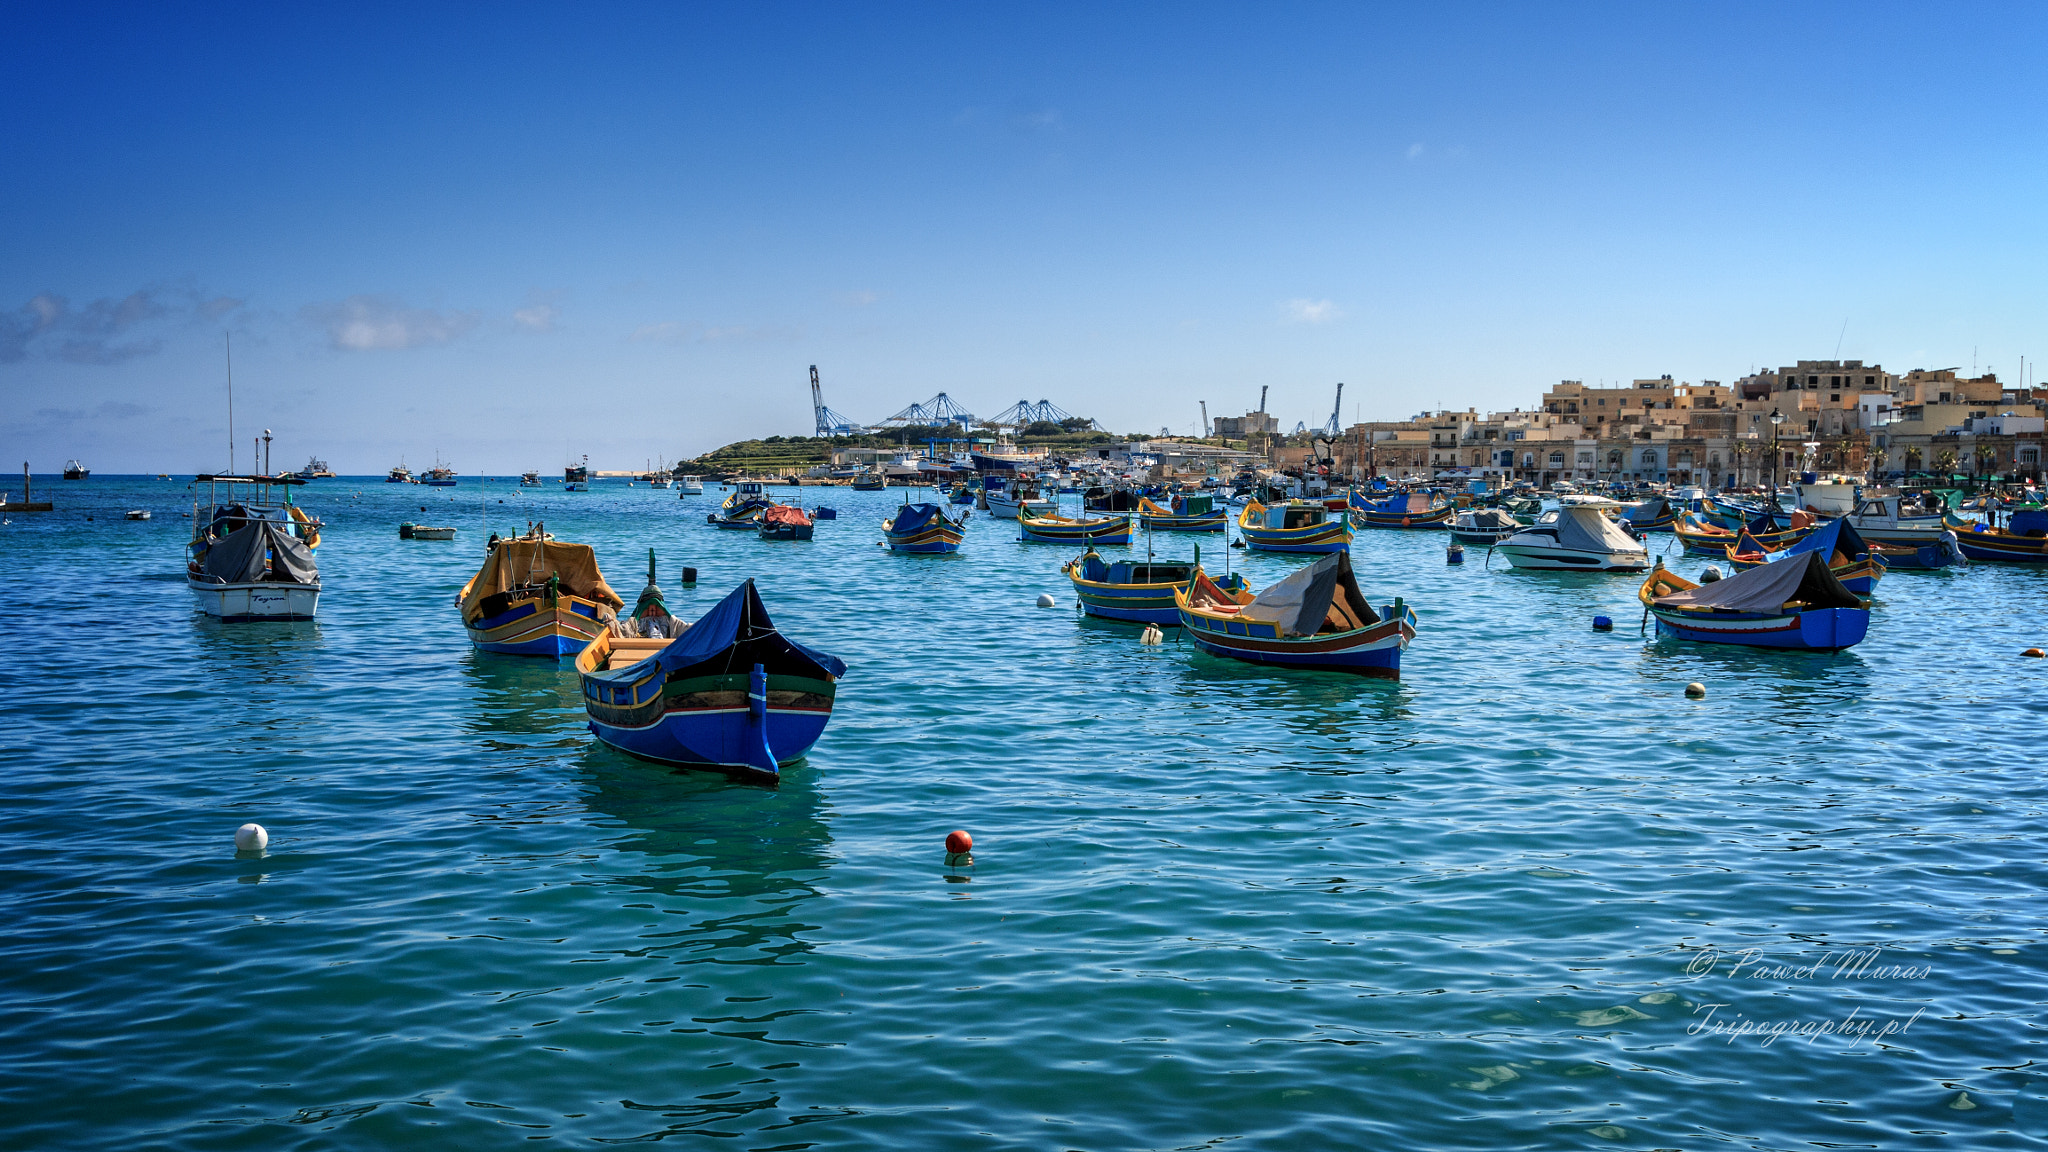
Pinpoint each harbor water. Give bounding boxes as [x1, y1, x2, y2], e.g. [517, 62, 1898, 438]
[3, 476, 2045, 1149]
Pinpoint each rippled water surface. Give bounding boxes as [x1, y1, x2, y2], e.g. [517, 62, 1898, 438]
[4, 476, 2046, 1150]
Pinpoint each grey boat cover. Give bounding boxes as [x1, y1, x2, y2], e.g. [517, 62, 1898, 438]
[1623, 496, 1672, 522]
[1237, 551, 1380, 637]
[1653, 550, 1861, 612]
[1555, 505, 1644, 555]
[1460, 508, 1521, 530]
[200, 520, 319, 585]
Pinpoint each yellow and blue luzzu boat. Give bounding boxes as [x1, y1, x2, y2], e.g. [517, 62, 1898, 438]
[1063, 546, 1247, 625]
[1236, 500, 1351, 553]
[1175, 551, 1415, 678]
[1348, 491, 1454, 529]
[1019, 511, 1133, 545]
[458, 528, 625, 655]
[1137, 493, 1227, 532]
[576, 578, 845, 783]
[1724, 518, 1887, 594]
[883, 502, 966, 553]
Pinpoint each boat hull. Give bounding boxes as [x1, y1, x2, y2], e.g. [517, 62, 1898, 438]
[466, 596, 612, 655]
[1954, 528, 2048, 562]
[1352, 506, 1453, 529]
[1649, 605, 1869, 651]
[582, 664, 836, 782]
[1019, 515, 1133, 545]
[1237, 519, 1352, 553]
[1494, 544, 1647, 571]
[1179, 605, 1415, 678]
[188, 579, 320, 622]
[758, 523, 814, 541]
[884, 523, 964, 553]
[1139, 511, 1227, 533]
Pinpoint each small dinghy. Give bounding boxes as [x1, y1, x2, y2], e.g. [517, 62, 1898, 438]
[400, 522, 457, 541]
[125, 509, 150, 521]
[458, 527, 624, 655]
[576, 578, 846, 782]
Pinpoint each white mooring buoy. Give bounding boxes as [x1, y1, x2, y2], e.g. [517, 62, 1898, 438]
[1036, 593, 1056, 608]
[1684, 682, 1706, 699]
[234, 823, 268, 851]
[1140, 625, 1164, 645]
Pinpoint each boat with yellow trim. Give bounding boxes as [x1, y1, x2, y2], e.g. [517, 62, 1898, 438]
[1174, 551, 1415, 677]
[1063, 545, 1246, 624]
[1019, 510, 1133, 545]
[883, 501, 965, 553]
[1673, 510, 1810, 556]
[1236, 500, 1351, 553]
[458, 526, 625, 655]
[1137, 492, 1227, 533]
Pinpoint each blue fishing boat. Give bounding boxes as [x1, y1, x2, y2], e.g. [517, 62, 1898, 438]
[1639, 553, 1869, 651]
[709, 482, 773, 528]
[1175, 551, 1415, 678]
[1725, 517, 1890, 593]
[1618, 495, 1676, 532]
[1063, 546, 1246, 624]
[1137, 492, 1227, 532]
[1349, 491, 1453, 529]
[883, 502, 965, 553]
[1954, 509, 2048, 563]
[576, 579, 846, 782]
[459, 528, 625, 655]
[1236, 500, 1351, 553]
[1019, 511, 1133, 545]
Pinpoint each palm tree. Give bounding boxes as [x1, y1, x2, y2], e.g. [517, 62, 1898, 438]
[1904, 446, 1923, 473]
[1975, 443, 1999, 475]
[1934, 448, 1958, 476]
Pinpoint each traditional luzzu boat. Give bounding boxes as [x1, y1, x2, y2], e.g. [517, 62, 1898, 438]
[1638, 552, 1869, 652]
[882, 502, 965, 553]
[1137, 492, 1227, 532]
[1062, 546, 1247, 624]
[1447, 507, 1526, 546]
[1618, 495, 1677, 532]
[1349, 490, 1454, 529]
[1723, 516, 1915, 591]
[1492, 505, 1648, 571]
[1175, 551, 1416, 678]
[187, 474, 323, 621]
[757, 503, 814, 541]
[1018, 510, 1133, 545]
[1237, 500, 1351, 553]
[1954, 508, 2048, 563]
[709, 482, 773, 528]
[458, 526, 625, 655]
[576, 578, 846, 783]
[1673, 510, 1810, 556]
[1699, 494, 1795, 533]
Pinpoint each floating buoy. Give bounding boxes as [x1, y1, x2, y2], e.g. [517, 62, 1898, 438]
[234, 823, 268, 851]
[680, 567, 698, 584]
[1684, 682, 1706, 698]
[1699, 565, 1723, 583]
[1592, 615, 1613, 631]
[2024, 648, 2045, 658]
[944, 829, 973, 867]
[1230, 539, 1246, 549]
[1446, 544, 1465, 565]
[1036, 593, 1056, 608]
[1140, 624, 1164, 645]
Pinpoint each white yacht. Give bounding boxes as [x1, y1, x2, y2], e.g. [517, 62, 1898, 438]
[1494, 505, 1648, 571]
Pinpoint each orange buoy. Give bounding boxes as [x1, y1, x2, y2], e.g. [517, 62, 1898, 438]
[946, 830, 972, 854]
[2024, 648, 2046, 658]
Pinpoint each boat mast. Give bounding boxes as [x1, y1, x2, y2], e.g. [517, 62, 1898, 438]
[225, 332, 235, 475]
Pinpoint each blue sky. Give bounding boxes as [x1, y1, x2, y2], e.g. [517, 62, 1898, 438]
[4, 3, 2044, 473]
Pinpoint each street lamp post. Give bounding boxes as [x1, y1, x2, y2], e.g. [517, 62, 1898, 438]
[1768, 408, 1786, 497]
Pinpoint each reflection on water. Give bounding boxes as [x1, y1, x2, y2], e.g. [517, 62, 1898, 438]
[459, 649, 584, 737]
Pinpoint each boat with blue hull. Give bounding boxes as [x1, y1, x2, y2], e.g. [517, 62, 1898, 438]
[1138, 493, 1227, 532]
[709, 482, 773, 528]
[1954, 509, 2048, 563]
[1176, 551, 1414, 677]
[1725, 517, 1890, 593]
[1237, 500, 1351, 553]
[883, 502, 965, 553]
[576, 579, 846, 783]
[1019, 511, 1133, 545]
[1063, 547, 1246, 625]
[1639, 552, 1869, 652]
[1349, 491, 1453, 529]
[459, 528, 625, 655]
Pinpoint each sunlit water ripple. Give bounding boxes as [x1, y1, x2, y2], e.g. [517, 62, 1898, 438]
[2, 477, 2044, 1149]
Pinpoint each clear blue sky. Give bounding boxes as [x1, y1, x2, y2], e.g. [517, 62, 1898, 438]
[3, 3, 2043, 473]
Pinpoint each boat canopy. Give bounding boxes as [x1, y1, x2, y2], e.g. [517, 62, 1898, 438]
[1653, 551, 1862, 612]
[649, 579, 846, 680]
[1554, 505, 1642, 553]
[1359, 492, 1437, 514]
[888, 503, 951, 534]
[1237, 551, 1380, 637]
[198, 520, 318, 584]
[761, 504, 813, 528]
[1783, 516, 1870, 561]
[1623, 496, 1671, 522]
[1461, 509, 1521, 530]
[462, 538, 623, 615]
[2011, 509, 2048, 536]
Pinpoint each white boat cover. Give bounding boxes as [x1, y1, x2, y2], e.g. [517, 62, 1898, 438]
[1236, 551, 1379, 636]
[1555, 505, 1643, 554]
[199, 521, 319, 584]
[1459, 509, 1521, 530]
[1653, 550, 1861, 612]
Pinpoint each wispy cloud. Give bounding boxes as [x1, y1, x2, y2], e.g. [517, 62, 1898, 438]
[305, 295, 479, 351]
[34, 400, 156, 422]
[840, 290, 881, 307]
[513, 302, 559, 331]
[1406, 143, 1424, 160]
[1, 285, 238, 364]
[1281, 298, 1342, 325]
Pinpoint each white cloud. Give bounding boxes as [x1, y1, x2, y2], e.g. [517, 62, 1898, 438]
[306, 296, 478, 351]
[1406, 143, 1424, 159]
[513, 302, 559, 331]
[1282, 298, 1342, 325]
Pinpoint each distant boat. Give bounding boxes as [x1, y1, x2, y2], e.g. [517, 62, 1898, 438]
[1065, 546, 1245, 625]
[575, 578, 846, 782]
[1673, 510, 1807, 556]
[757, 503, 815, 541]
[125, 509, 151, 521]
[1493, 506, 1649, 571]
[457, 527, 624, 655]
[386, 464, 413, 483]
[851, 471, 886, 491]
[709, 482, 772, 528]
[1724, 518, 1889, 592]
[677, 475, 704, 495]
[1237, 500, 1350, 554]
[186, 473, 323, 621]
[293, 457, 335, 480]
[1618, 495, 1677, 532]
[1447, 508, 1524, 546]
[1954, 508, 2048, 563]
[1639, 553, 1869, 651]
[882, 502, 965, 553]
[1176, 551, 1415, 678]
[1018, 510, 1133, 545]
[62, 459, 88, 480]
[519, 470, 542, 487]
[1137, 493, 1227, 533]
[564, 460, 590, 484]
[420, 461, 457, 487]
[1349, 491, 1452, 529]
[401, 523, 458, 541]
[986, 487, 1057, 519]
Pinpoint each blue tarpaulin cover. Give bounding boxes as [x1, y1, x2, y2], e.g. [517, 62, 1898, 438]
[644, 579, 846, 680]
[887, 503, 949, 536]
[1783, 516, 1869, 561]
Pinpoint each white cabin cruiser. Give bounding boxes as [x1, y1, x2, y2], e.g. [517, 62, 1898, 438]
[187, 474, 322, 621]
[1494, 505, 1648, 571]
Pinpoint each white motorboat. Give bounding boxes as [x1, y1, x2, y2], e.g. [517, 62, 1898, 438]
[677, 475, 704, 495]
[187, 474, 322, 621]
[410, 526, 457, 541]
[1494, 505, 1648, 571]
[985, 489, 1057, 519]
[1842, 492, 1966, 544]
[1448, 508, 1524, 546]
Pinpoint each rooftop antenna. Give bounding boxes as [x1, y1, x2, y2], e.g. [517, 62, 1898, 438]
[1834, 318, 1849, 361]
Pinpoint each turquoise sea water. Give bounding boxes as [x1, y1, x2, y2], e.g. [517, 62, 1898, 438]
[4, 476, 2046, 1150]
